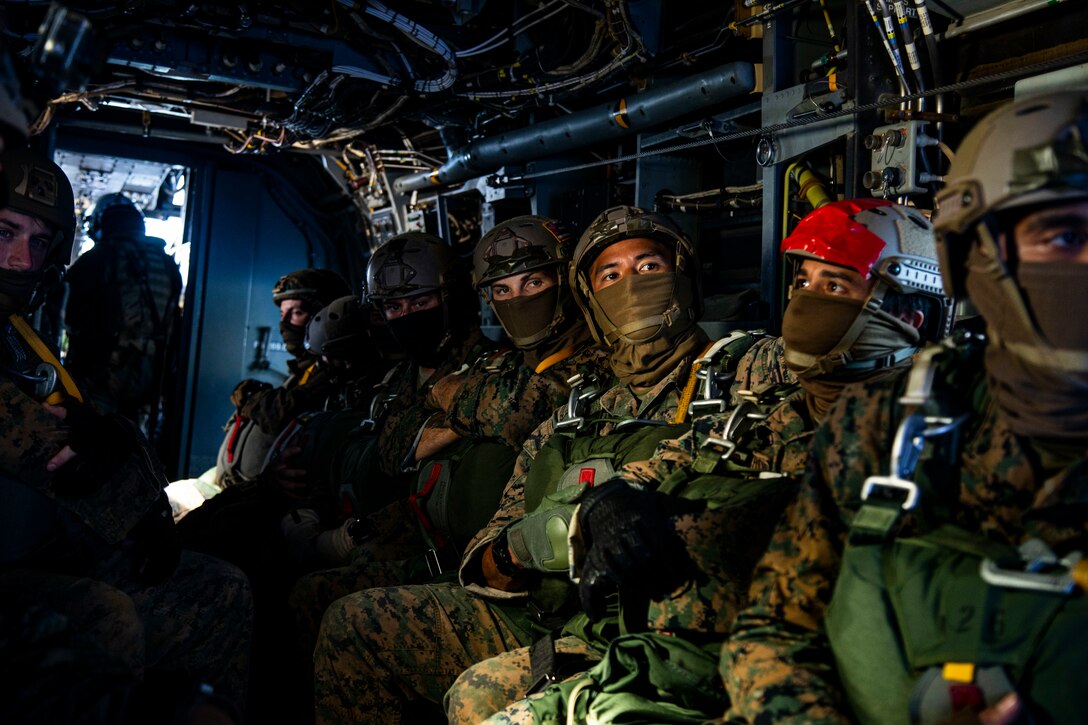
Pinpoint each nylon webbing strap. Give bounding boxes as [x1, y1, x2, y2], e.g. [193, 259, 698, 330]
[672, 342, 717, 424]
[526, 631, 558, 696]
[848, 498, 906, 544]
[408, 461, 447, 549]
[298, 360, 318, 385]
[8, 314, 83, 404]
[225, 415, 249, 463]
[535, 345, 576, 374]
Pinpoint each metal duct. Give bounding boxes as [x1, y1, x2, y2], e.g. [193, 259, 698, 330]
[394, 61, 756, 193]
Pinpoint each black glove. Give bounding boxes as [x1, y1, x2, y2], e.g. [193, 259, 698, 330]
[576, 480, 703, 621]
[230, 379, 272, 409]
[51, 405, 138, 496]
[126, 494, 181, 584]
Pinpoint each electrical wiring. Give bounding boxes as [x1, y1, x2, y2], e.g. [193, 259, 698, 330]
[459, 0, 645, 99]
[456, 2, 570, 59]
[454, 0, 564, 58]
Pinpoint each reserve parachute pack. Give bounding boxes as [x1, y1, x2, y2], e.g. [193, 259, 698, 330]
[262, 408, 380, 514]
[825, 332, 1088, 725]
[513, 331, 772, 630]
[214, 413, 278, 489]
[401, 350, 529, 575]
[515, 334, 802, 719]
[408, 437, 517, 575]
[215, 360, 392, 494]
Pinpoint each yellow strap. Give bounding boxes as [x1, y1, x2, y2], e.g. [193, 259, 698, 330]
[534, 346, 576, 374]
[298, 360, 318, 385]
[8, 314, 83, 404]
[671, 342, 717, 424]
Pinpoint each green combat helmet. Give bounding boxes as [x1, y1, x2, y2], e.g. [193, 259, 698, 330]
[472, 215, 577, 348]
[0, 147, 75, 315]
[570, 205, 702, 349]
[272, 267, 351, 311]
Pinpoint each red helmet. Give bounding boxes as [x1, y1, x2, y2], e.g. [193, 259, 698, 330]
[782, 198, 945, 300]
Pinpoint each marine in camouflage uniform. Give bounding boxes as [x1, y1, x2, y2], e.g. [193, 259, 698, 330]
[65, 192, 182, 427]
[234, 267, 353, 435]
[0, 148, 252, 712]
[455, 200, 949, 724]
[313, 206, 713, 723]
[290, 216, 608, 678]
[724, 92, 1088, 724]
[289, 345, 609, 649]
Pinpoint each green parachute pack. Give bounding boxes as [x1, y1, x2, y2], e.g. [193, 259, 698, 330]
[826, 336, 1088, 725]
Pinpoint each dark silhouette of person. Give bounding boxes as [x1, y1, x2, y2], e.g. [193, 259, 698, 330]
[64, 193, 182, 436]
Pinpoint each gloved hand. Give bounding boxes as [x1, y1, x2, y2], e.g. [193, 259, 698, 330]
[575, 480, 703, 620]
[126, 493, 181, 584]
[51, 404, 138, 496]
[230, 379, 272, 409]
[505, 504, 576, 574]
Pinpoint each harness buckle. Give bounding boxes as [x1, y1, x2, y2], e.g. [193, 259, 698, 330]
[424, 548, 443, 578]
[979, 540, 1083, 594]
[860, 475, 920, 510]
[699, 435, 738, 461]
[556, 373, 603, 431]
[34, 362, 57, 399]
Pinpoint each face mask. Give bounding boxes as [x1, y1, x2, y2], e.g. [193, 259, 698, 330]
[1017, 263, 1088, 357]
[782, 289, 919, 380]
[385, 304, 449, 368]
[491, 286, 560, 348]
[590, 273, 702, 388]
[969, 260, 1088, 439]
[280, 320, 308, 359]
[0, 268, 43, 317]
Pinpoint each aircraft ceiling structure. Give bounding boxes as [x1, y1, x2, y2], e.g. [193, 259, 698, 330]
[7, 1, 750, 167]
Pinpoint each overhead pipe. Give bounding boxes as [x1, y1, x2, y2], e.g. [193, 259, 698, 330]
[393, 61, 756, 193]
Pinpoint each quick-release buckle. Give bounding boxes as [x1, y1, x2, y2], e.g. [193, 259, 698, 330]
[424, 548, 443, 578]
[860, 475, 920, 510]
[698, 401, 765, 462]
[556, 373, 602, 431]
[34, 362, 57, 399]
[700, 435, 737, 462]
[860, 411, 969, 511]
[979, 539, 1085, 594]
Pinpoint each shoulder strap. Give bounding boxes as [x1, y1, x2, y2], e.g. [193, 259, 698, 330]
[851, 332, 987, 543]
[684, 331, 767, 420]
[6, 314, 83, 404]
[690, 379, 802, 474]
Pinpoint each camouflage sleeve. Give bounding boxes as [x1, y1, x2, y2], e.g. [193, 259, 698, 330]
[614, 429, 697, 490]
[376, 387, 435, 476]
[0, 378, 71, 485]
[721, 380, 899, 724]
[719, 476, 850, 724]
[241, 365, 336, 434]
[458, 414, 558, 600]
[0, 378, 162, 543]
[729, 336, 795, 401]
[447, 361, 571, 450]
